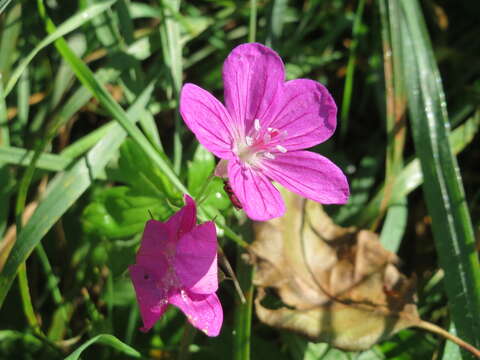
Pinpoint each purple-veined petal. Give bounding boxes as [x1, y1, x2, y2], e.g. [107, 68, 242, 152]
[227, 160, 285, 221]
[263, 79, 337, 151]
[261, 151, 349, 204]
[174, 221, 218, 294]
[169, 290, 223, 337]
[167, 194, 197, 240]
[180, 84, 236, 159]
[223, 43, 284, 136]
[129, 264, 169, 332]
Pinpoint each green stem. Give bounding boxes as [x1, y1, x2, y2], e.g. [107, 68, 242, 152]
[340, 0, 365, 143]
[178, 322, 196, 360]
[36, 244, 67, 322]
[233, 244, 254, 360]
[248, 0, 257, 43]
[194, 172, 215, 206]
[17, 263, 42, 335]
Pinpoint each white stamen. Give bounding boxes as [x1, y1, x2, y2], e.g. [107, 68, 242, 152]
[245, 136, 253, 146]
[276, 145, 287, 153]
[254, 119, 261, 131]
[264, 152, 275, 159]
[267, 127, 273, 132]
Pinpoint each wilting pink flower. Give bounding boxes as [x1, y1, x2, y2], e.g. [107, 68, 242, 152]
[180, 43, 349, 221]
[129, 195, 222, 336]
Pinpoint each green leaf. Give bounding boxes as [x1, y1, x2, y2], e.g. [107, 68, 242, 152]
[0, 81, 155, 307]
[82, 138, 178, 239]
[188, 144, 215, 196]
[65, 334, 140, 360]
[82, 186, 172, 238]
[393, 0, 480, 352]
[187, 145, 230, 210]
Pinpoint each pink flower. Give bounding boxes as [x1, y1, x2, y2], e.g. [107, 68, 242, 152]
[180, 43, 349, 221]
[129, 195, 223, 336]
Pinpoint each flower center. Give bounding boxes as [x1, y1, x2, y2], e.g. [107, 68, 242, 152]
[236, 119, 287, 167]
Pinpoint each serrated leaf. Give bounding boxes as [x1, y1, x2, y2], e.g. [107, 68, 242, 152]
[82, 186, 172, 238]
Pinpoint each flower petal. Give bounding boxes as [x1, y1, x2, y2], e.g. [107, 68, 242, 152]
[262, 151, 349, 204]
[227, 160, 285, 221]
[169, 291, 223, 337]
[129, 264, 168, 332]
[174, 221, 218, 294]
[137, 220, 173, 269]
[180, 83, 236, 159]
[223, 43, 284, 136]
[264, 79, 337, 151]
[166, 194, 197, 239]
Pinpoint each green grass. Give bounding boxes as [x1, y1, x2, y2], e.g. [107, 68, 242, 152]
[1, 0, 479, 359]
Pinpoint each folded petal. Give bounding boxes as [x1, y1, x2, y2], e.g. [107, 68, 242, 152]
[228, 160, 285, 221]
[169, 291, 223, 337]
[129, 264, 168, 332]
[137, 220, 173, 263]
[261, 151, 349, 204]
[263, 79, 337, 151]
[174, 221, 218, 294]
[180, 84, 236, 159]
[167, 194, 197, 239]
[223, 43, 284, 136]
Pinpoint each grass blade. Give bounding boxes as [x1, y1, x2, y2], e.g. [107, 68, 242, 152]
[0, 3, 21, 78]
[339, 0, 366, 142]
[265, 0, 287, 49]
[348, 111, 479, 226]
[65, 334, 140, 360]
[158, 0, 183, 173]
[394, 0, 480, 354]
[0, 0, 14, 15]
[36, 0, 187, 195]
[0, 80, 11, 237]
[0, 147, 72, 171]
[4, 0, 117, 96]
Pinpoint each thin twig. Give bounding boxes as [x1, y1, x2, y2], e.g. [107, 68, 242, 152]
[416, 320, 480, 358]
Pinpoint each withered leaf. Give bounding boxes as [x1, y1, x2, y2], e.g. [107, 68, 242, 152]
[250, 189, 420, 351]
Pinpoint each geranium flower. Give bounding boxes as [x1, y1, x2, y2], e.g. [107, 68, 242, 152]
[129, 195, 222, 336]
[180, 43, 349, 221]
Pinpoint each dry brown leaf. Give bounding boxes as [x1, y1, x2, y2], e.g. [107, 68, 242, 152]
[250, 189, 420, 351]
